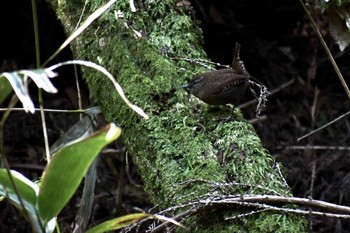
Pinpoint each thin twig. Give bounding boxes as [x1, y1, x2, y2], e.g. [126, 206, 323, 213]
[0, 107, 101, 113]
[239, 77, 295, 109]
[299, 0, 350, 100]
[277, 145, 350, 150]
[298, 110, 350, 141]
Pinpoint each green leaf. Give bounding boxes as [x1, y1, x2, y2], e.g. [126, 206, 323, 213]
[0, 77, 13, 105]
[38, 123, 121, 224]
[86, 213, 150, 233]
[0, 170, 53, 233]
[0, 169, 38, 208]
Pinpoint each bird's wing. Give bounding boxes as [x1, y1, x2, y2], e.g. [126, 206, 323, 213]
[211, 71, 249, 95]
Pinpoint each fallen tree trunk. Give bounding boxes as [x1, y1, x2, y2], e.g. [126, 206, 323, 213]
[46, 0, 307, 232]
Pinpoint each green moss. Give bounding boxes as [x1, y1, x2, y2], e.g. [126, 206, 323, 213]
[180, 211, 307, 233]
[252, 212, 307, 233]
[50, 0, 307, 231]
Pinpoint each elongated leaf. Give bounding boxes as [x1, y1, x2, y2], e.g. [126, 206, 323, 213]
[85, 213, 187, 233]
[47, 60, 149, 119]
[19, 69, 58, 93]
[38, 123, 121, 224]
[50, 115, 95, 155]
[0, 77, 13, 104]
[0, 72, 34, 113]
[86, 213, 150, 233]
[0, 68, 57, 113]
[44, 0, 117, 66]
[0, 169, 38, 207]
[0, 170, 52, 232]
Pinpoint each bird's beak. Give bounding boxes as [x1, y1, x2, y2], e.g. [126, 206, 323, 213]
[180, 84, 189, 89]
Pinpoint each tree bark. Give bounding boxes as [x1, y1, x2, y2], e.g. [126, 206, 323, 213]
[46, 0, 307, 232]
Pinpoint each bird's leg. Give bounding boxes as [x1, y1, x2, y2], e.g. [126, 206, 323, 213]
[220, 104, 239, 122]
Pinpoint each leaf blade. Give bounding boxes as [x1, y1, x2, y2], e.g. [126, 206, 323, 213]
[37, 123, 121, 224]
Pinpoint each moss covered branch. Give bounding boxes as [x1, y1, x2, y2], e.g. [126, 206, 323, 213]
[47, 0, 306, 231]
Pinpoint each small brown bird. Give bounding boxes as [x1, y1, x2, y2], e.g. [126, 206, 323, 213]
[181, 43, 250, 119]
[181, 68, 249, 106]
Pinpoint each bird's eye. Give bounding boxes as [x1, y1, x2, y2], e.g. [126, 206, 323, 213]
[193, 76, 203, 84]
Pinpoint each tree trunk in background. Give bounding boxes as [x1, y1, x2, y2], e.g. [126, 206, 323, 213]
[46, 0, 306, 232]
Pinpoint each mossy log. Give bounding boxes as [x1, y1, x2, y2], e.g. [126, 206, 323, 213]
[47, 0, 307, 232]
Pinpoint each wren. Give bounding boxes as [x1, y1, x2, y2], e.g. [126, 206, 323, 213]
[181, 43, 250, 119]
